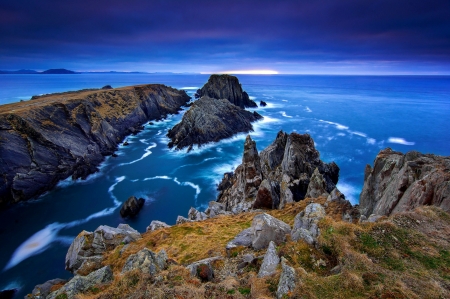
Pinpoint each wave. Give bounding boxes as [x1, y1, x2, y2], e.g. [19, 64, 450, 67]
[170, 157, 220, 174]
[319, 120, 349, 130]
[249, 96, 257, 100]
[350, 131, 367, 138]
[118, 143, 157, 167]
[388, 137, 415, 145]
[139, 139, 149, 144]
[180, 87, 199, 90]
[282, 100, 288, 102]
[280, 111, 293, 118]
[367, 138, 376, 145]
[305, 106, 312, 112]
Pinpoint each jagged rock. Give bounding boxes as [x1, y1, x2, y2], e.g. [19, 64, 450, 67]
[0, 84, 190, 207]
[167, 97, 262, 151]
[76, 256, 104, 276]
[195, 74, 257, 108]
[176, 216, 191, 224]
[122, 248, 168, 275]
[186, 257, 223, 281]
[146, 220, 171, 232]
[120, 196, 145, 218]
[188, 207, 208, 221]
[65, 224, 141, 274]
[260, 131, 289, 180]
[28, 278, 67, 299]
[305, 168, 330, 198]
[291, 203, 326, 245]
[227, 213, 291, 251]
[360, 214, 383, 223]
[253, 179, 280, 209]
[327, 188, 346, 203]
[0, 289, 16, 299]
[260, 100, 267, 107]
[359, 148, 450, 217]
[258, 241, 280, 277]
[276, 257, 297, 299]
[47, 266, 113, 299]
[205, 201, 228, 217]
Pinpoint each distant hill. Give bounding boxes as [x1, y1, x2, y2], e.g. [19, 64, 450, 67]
[0, 68, 78, 74]
[0, 69, 39, 74]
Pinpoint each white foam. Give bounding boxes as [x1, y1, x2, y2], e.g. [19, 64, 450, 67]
[156, 130, 162, 136]
[263, 102, 283, 109]
[319, 120, 349, 130]
[139, 139, 149, 144]
[118, 143, 157, 166]
[108, 176, 126, 205]
[249, 96, 257, 100]
[367, 138, 376, 145]
[305, 106, 312, 112]
[282, 100, 288, 102]
[388, 137, 415, 145]
[350, 131, 367, 138]
[143, 175, 171, 181]
[336, 182, 360, 205]
[280, 111, 293, 118]
[173, 178, 201, 199]
[171, 157, 220, 174]
[181, 87, 199, 90]
[337, 133, 346, 137]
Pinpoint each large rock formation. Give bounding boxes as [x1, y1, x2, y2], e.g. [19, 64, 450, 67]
[195, 74, 257, 108]
[167, 97, 262, 151]
[217, 131, 340, 213]
[0, 84, 190, 207]
[359, 148, 450, 217]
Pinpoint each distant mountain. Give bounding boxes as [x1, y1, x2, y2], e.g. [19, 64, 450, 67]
[0, 68, 78, 74]
[0, 69, 39, 74]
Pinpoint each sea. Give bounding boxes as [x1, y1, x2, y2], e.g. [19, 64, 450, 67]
[0, 74, 449, 297]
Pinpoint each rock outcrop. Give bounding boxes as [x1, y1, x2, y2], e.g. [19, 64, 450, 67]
[276, 257, 297, 299]
[122, 248, 168, 275]
[195, 74, 257, 108]
[28, 279, 67, 299]
[0, 84, 190, 207]
[146, 220, 171, 232]
[217, 131, 340, 213]
[257, 241, 280, 277]
[359, 148, 450, 217]
[120, 196, 145, 218]
[167, 97, 262, 151]
[291, 203, 326, 245]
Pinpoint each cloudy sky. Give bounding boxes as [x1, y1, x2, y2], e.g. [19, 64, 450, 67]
[1, 0, 449, 74]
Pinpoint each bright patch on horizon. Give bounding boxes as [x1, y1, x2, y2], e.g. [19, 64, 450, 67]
[202, 70, 278, 75]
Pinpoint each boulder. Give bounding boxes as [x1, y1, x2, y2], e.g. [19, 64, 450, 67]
[204, 201, 228, 217]
[167, 97, 262, 151]
[146, 220, 171, 232]
[186, 256, 223, 282]
[101, 85, 113, 89]
[257, 241, 280, 277]
[195, 74, 257, 108]
[226, 228, 254, 251]
[122, 248, 168, 275]
[188, 207, 208, 221]
[276, 257, 297, 299]
[176, 216, 191, 224]
[47, 266, 113, 299]
[120, 196, 145, 218]
[291, 203, 326, 245]
[359, 148, 450, 217]
[327, 188, 346, 203]
[259, 100, 267, 107]
[28, 279, 67, 299]
[305, 168, 329, 198]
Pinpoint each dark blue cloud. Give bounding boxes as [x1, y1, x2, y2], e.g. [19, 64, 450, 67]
[0, 0, 449, 73]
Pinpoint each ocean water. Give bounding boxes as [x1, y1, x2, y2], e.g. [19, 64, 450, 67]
[0, 74, 449, 297]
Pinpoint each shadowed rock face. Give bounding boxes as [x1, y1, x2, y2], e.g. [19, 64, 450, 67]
[359, 148, 450, 217]
[195, 74, 257, 108]
[0, 84, 190, 207]
[167, 97, 262, 151]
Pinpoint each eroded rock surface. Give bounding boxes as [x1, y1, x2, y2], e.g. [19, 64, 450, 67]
[291, 203, 326, 245]
[122, 248, 168, 275]
[359, 148, 450, 217]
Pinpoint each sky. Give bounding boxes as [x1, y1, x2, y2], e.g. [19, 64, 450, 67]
[1, 0, 449, 74]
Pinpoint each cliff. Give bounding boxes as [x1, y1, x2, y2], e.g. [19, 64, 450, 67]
[195, 74, 257, 108]
[167, 97, 262, 151]
[0, 84, 190, 207]
[359, 148, 450, 217]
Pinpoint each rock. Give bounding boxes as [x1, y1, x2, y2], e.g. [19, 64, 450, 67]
[0, 84, 190, 207]
[291, 203, 326, 245]
[167, 97, 262, 151]
[253, 179, 280, 209]
[111, 153, 118, 157]
[176, 216, 191, 224]
[276, 257, 297, 299]
[188, 207, 208, 221]
[65, 224, 141, 274]
[101, 85, 112, 89]
[305, 168, 329, 198]
[0, 289, 16, 299]
[123, 141, 129, 146]
[259, 100, 267, 107]
[47, 266, 113, 299]
[146, 220, 171, 232]
[327, 188, 346, 203]
[204, 201, 227, 217]
[360, 214, 383, 223]
[227, 213, 291, 251]
[122, 248, 167, 275]
[359, 148, 450, 217]
[120, 196, 145, 218]
[258, 241, 280, 277]
[195, 74, 257, 108]
[186, 256, 223, 281]
[29, 278, 67, 299]
[76, 256, 104, 276]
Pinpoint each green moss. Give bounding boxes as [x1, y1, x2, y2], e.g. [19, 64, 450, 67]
[238, 287, 251, 295]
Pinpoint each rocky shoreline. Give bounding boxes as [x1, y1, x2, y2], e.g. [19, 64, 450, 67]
[0, 84, 190, 207]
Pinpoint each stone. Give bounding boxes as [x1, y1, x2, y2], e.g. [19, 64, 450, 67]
[122, 248, 168, 275]
[359, 148, 450, 217]
[101, 85, 112, 89]
[258, 241, 280, 277]
[276, 257, 297, 299]
[327, 188, 346, 203]
[305, 168, 330, 198]
[188, 207, 208, 221]
[204, 201, 227, 217]
[146, 220, 171, 232]
[28, 279, 67, 299]
[226, 228, 254, 251]
[251, 213, 291, 250]
[259, 100, 267, 107]
[167, 97, 262, 151]
[291, 203, 326, 245]
[120, 196, 145, 218]
[186, 256, 223, 281]
[47, 266, 113, 299]
[195, 74, 257, 108]
[253, 179, 280, 209]
[176, 216, 191, 224]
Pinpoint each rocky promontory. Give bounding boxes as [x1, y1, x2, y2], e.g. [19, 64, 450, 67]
[0, 84, 190, 207]
[167, 97, 262, 151]
[195, 74, 257, 108]
[217, 131, 342, 213]
[359, 148, 450, 217]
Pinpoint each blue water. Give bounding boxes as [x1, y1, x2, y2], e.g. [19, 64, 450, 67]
[0, 74, 449, 297]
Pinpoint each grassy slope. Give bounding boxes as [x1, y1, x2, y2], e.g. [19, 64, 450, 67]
[72, 198, 450, 299]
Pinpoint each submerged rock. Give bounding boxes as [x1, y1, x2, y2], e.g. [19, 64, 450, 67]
[120, 196, 145, 218]
[359, 148, 450, 217]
